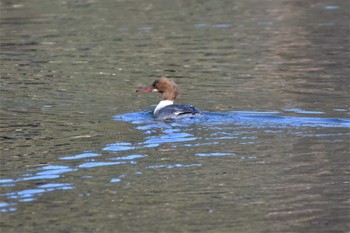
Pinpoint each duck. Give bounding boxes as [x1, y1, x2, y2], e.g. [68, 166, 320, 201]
[136, 77, 203, 120]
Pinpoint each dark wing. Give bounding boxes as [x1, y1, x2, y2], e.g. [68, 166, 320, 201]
[156, 104, 202, 120]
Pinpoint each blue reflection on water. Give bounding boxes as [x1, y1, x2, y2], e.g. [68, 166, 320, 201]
[144, 132, 197, 144]
[110, 178, 122, 183]
[0, 202, 17, 213]
[1, 109, 349, 213]
[193, 23, 232, 29]
[284, 108, 324, 115]
[36, 165, 77, 176]
[0, 153, 146, 211]
[194, 23, 208, 28]
[0, 183, 75, 212]
[9, 165, 78, 182]
[138, 26, 153, 32]
[147, 164, 202, 169]
[109, 154, 147, 160]
[78, 161, 132, 168]
[0, 179, 15, 183]
[205, 111, 350, 128]
[196, 153, 236, 157]
[110, 174, 127, 183]
[60, 152, 100, 160]
[102, 142, 135, 152]
[213, 24, 232, 29]
[114, 110, 350, 128]
[323, 5, 339, 10]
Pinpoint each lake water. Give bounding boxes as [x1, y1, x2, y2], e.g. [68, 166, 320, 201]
[1, 0, 349, 232]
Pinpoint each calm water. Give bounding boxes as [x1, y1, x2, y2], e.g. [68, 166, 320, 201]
[1, 0, 349, 232]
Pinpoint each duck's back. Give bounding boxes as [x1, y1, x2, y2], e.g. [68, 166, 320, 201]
[155, 104, 203, 120]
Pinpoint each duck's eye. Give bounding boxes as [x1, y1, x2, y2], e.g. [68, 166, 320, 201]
[153, 82, 159, 88]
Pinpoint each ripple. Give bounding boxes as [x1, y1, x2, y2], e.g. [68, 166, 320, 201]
[109, 154, 148, 160]
[110, 178, 122, 183]
[138, 26, 153, 32]
[113, 111, 152, 124]
[114, 110, 350, 129]
[195, 152, 236, 157]
[78, 161, 132, 168]
[144, 132, 197, 144]
[284, 108, 324, 115]
[0, 179, 15, 183]
[147, 164, 202, 169]
[322, 5, 338, 10]
[110, 174, 126, 183]
[1, 183, 74, 204]
[37, 165, 77, 175]
[213, 24, 232, 29]
[60, 152, 100, 160]
[0, 202, 17, 212]
[2, 108, 349, 213]
[102, 142, 136, 152]
[194, 23, 207, 28]
[15, 165, 77, 182]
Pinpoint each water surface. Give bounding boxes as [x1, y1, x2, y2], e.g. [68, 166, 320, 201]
[1, 0, 349, 232]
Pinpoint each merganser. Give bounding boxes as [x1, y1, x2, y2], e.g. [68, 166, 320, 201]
[136, 77, 203, 120]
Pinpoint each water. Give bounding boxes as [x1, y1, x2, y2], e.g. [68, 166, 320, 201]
[1, 0, 349, 232]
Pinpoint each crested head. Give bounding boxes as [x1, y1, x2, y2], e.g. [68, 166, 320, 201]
[152, 77, 179, 100]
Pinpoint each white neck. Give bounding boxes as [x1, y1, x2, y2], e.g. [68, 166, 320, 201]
[154, 100, 174, 114]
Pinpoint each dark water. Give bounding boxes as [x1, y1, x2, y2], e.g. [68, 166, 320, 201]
[1, 0, 349, 232]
